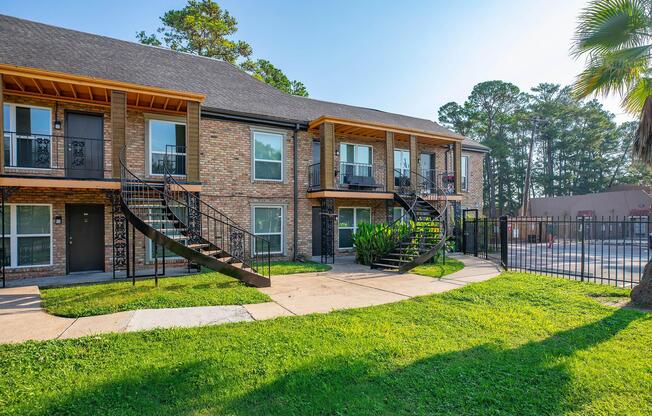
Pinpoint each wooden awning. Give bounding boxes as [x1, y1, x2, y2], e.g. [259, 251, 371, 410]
[308, 115, 462, 143]
[0, 64, 205, 114]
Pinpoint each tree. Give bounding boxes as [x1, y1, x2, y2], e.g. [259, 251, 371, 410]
[572, 0, 652, 305]
[438, 81, 638, 215]
[138, 0, 308, 96]
[137, 0, 252, 63]
[572, 0, 652, 166]
[240, 59, 309, 97]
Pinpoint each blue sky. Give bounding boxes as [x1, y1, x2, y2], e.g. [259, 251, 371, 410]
[0, 0, 633, 123]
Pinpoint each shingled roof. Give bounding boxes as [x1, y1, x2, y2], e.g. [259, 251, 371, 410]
[0, 14, 487, 150]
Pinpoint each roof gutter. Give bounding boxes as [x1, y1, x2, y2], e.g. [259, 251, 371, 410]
[201, 108, 309, 130]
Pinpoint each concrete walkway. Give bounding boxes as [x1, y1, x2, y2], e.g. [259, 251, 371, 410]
[0, 255, 500, 344]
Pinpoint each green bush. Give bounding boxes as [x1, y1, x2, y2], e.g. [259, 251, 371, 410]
[352, 221, 413, 265]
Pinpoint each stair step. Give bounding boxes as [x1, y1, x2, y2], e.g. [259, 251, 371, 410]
[378, 258, 412, 263]
[188, 243, 211, 249]
[372, 262, 400, 269]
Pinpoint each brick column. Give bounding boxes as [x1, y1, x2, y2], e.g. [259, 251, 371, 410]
[385, 131, 394, 192]
[320, 122, 335, 189]
[409, 135, 418, 186]
[454, 141, 462, 194]
[186, 101, 200, 182]
[111, 90, 127, 177]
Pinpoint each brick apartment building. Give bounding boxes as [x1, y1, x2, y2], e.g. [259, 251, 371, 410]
[0, 15, 487, 284]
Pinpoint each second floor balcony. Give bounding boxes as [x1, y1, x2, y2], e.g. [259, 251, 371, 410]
[309, 161, 386, 192]
[3, 131, 104, 179]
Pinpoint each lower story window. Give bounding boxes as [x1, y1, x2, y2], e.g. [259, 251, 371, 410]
[338, 207, 371, 249]
[1, 204, 51, 267]
[253, 206, 283, 254]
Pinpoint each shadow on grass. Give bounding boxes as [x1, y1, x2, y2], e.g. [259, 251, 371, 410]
[32, 307, 645, 415]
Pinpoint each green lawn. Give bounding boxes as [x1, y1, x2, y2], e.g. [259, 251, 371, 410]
[41, 272, 271, 318]
[5, 272, 651, 415]
[270, 260, 331, 275]
[412, 256, 464, 278]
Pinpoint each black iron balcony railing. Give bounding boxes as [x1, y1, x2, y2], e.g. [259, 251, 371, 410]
[308, 162, 320, 190]
[2, 131, 104, 179]
[419, 169, 456, 195]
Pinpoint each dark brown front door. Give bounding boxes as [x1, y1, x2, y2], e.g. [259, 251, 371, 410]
[66, 204, 104, 273]
[65, 111, 104, 179]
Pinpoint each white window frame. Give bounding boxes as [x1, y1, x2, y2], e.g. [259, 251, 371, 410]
[338, 207, 372, 249]
[147, 118, 187, 177]
[1, 203, 53, 268]
[394, 148, 410, 177]
[252, 204, 284, 255]
[252, 129, 285, 182]
[339, 142, 373, 183]
[392, 207, 407, 223]
[461, 155, 469, 192]
[3, 103, 53, 169]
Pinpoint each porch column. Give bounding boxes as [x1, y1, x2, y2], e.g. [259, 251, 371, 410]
[385, 131, 394, 192]
[186, 101, 200, 182]
[0, 78, 3, 173]
[409, 135, 418, 186]
[453, 141, 462, 194]
[320, 122, 335, 189]
[111, 90, 127, 178]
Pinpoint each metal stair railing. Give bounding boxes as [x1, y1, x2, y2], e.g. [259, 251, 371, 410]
[160, 146, 271, 279]
[119, 147, 271, 282]
[371, 168, 449, 269]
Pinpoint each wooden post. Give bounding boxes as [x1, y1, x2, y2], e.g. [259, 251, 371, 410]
[186, 101, 200, 182]
[320, 122, 335, 189]
[409, 135, 418, 186]
[111, 90, 127, 178]
[454, 141, 462, 194]
[385, 131, 394, 192]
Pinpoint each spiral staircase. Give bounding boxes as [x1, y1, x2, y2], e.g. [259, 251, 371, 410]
[118, 148, 271, 287]
[370, 170, 449, 273]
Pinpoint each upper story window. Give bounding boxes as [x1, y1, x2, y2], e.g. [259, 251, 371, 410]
[3, 103, 52, 168]
[461, 155, 469, 192]
[253, 131, 284, 181]
[340, 143, 372, 183]
[149, 119, 186, 176]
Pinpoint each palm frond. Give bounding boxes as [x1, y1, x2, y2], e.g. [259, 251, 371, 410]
[572, 45, 651, 99]
[572, 0, 651, 57]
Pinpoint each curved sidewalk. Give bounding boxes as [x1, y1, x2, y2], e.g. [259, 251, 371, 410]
[0, 255, 501, 344]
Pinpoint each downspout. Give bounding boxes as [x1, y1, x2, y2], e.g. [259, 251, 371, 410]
[444, 144, 452, 172]
[292, 124, 300, 261]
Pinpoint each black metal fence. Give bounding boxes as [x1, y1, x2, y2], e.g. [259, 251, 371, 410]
[463, 216, 651, 287]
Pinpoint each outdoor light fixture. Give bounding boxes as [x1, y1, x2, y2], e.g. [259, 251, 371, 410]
[54, 215, 62, 225]
[53, 102, 61, 130]
[335, 148, 339, 156]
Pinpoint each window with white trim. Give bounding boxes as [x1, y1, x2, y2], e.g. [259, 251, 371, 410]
[1, 204, 52, 268]
[149, 119, 186, 176]
[461, 155, 469, 192]
[339, 143, 372, 183]
[338, 207, 371, 249]
[253, 131, 284, 181]
[392, 207, 407, 223]
[253, 205, 283, 254]
[3, 103, 52, 168]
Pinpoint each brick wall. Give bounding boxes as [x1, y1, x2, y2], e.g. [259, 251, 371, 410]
[461, 151, 485, 211]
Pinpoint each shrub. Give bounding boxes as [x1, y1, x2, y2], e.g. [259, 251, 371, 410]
[352, 221, 413, 265]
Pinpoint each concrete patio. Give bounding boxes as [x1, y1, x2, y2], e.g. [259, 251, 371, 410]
[0, 255, 501, 343]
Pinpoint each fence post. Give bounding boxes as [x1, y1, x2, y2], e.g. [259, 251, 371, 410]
[483, 218, 488, 260]
[474, 217, 479, 257]
[580, 216, 585, 282]
[462, 214, 467, 254]
[500, 215, 508, 270]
